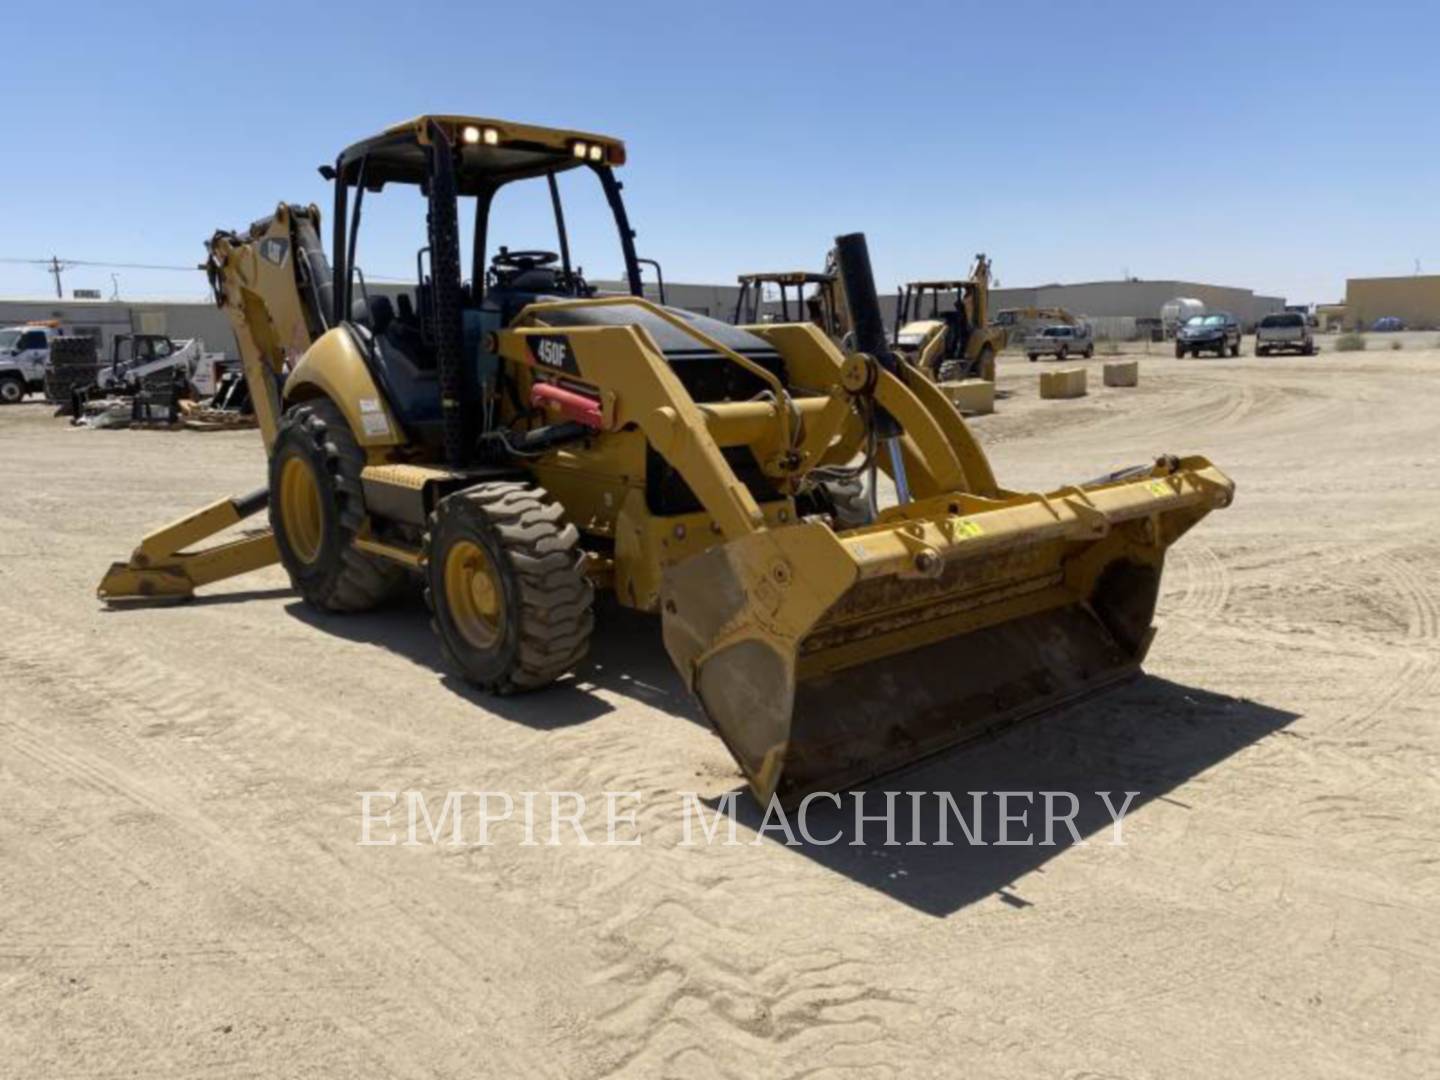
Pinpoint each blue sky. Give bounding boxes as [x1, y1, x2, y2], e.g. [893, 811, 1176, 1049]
[2, 0, 1436, 305]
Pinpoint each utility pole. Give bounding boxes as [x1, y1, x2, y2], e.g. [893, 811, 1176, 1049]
[48, 256, 64, 298]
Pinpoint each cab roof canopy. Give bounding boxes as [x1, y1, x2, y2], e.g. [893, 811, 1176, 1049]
[906, 280, 975, 290]
[327, 115, 627, 195]
[737, 271, 834, 286]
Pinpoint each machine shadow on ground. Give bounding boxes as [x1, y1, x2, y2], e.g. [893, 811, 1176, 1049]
[283, 591, 702, 728]
[716, 676, 1298, 917]
[281, 587, 1297, 918]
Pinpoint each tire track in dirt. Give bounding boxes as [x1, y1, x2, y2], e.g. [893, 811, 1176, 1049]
[1334, 551, 1440, 736]
[0, 599, 573, 1079]
[497, 739, 920, 1080]
[1160, 542, 1232, 623]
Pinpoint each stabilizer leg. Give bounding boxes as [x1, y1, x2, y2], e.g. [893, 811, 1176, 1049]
[97, 488, 279, 603]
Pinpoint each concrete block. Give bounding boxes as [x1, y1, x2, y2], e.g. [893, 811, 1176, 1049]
[1103, 360, 1139, 387]
[1039, 367, 1087, 399]
[938, 378, 994, 415]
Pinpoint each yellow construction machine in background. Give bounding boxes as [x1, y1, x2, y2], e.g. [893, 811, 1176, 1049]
[731, 268, 852, 347]
[892, 255, 1007, 383]
[99, 115, 1234, 806]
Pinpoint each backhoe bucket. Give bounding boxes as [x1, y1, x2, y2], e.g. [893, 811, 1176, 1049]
[97, 488, 278, 603]
[661, 456, 1233, 806]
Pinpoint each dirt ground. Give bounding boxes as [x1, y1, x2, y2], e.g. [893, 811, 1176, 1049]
[2, 336, 1437, 1078]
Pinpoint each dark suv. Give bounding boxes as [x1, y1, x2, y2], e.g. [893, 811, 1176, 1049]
[1175, 312, 1242, 358]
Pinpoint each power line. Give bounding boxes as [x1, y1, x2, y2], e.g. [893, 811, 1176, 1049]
[1, 253, 417, 295]
[0, 255, 200, 272]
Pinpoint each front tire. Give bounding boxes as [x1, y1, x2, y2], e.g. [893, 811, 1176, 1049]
[1028, 353, 1039, 363]
[0, 374, 25, 404]
[269, 398, 406, 611]
[426, 482, 594, 693]
[1175, 343, 1185, 359]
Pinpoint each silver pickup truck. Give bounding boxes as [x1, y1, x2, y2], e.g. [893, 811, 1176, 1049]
[1256, 312, 1315, 356]
[1025, 323, 1094, 361]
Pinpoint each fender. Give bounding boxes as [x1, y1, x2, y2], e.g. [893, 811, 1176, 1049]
[284, 326, 404, 449]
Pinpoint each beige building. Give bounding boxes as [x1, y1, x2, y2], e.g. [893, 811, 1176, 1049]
[990, 279, 1285, 331]
[0, 297, 237, 360]
[1344, 275, 1440, 330]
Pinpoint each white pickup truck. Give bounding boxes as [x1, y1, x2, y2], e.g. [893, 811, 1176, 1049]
[0, 324, 67, 403]
[1255, 312, 1315, 356]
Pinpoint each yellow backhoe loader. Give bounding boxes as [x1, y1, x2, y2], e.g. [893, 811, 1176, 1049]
[99, 115, 1234, 806]
[732, 264, 852, 348]
[893, 255, 1007, 383]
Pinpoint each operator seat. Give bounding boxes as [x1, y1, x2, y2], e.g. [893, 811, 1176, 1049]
[942, 301, 972, 361]
[348, 294, 443, 444]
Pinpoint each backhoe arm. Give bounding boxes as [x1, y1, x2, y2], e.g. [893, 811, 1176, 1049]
[97, 205, 329, 602]
[203, 203, 332, 451]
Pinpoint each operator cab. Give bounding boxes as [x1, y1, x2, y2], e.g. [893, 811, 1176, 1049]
[322, 115, 652, 449]
[894, 280, 974, 371]
[321, 114, 782, 467]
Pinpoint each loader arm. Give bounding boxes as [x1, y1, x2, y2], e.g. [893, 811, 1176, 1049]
[490, 282, 1234, 807]
[656, 240, 1233, 806]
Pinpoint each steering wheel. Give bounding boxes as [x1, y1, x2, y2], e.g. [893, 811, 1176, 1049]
[491, 248, 560, 273]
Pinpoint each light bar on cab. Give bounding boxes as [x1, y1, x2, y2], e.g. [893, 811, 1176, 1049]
[572, 139, 611, 163]
[461, 125, 501, 146]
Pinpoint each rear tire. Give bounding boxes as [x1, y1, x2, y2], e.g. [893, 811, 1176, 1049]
[269, 398, 407, 612]
[426, 482, 594, 693]
[0, 375, 25, 404]
[977, 344, 996, 382]
[1027, 353, 1038, 363]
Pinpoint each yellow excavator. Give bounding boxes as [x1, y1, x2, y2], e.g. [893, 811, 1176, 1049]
[892, 255, 1007, 383]
[992, 305, 1084, 332]
[98, 115, 1234, 806]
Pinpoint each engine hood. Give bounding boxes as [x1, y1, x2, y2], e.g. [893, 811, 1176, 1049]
[532, 298, 776, 356]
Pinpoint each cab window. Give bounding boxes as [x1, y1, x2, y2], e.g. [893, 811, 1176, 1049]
[18, 330, 48, 350]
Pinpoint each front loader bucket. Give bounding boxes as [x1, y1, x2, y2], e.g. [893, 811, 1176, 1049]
[661, 456, 1233, 806]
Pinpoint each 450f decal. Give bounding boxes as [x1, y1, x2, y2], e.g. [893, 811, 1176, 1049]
[526, 335, 578, 374]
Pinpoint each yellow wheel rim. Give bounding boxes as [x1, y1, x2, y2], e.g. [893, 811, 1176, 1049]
[279, 456, 325, 565]
[444, 540, 504, 650]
